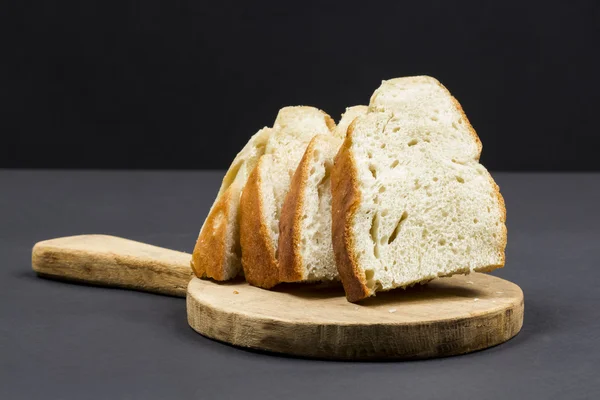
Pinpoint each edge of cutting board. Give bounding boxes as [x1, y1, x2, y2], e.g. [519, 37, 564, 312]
[186, 272, 523, 360]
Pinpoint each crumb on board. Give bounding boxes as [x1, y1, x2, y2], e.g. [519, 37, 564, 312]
[466, 280, 474, 284]
[233, 290, 239, 294]
[496, 291, 504, 294]
[473, 298, 479, 302]
[388, 308, 397, 313]
[354, 306, 360, 311]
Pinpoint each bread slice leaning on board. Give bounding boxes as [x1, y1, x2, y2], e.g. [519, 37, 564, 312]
[240, 106, 336, 288]
[331, 76, 507, 302]
[278, 106, 368, 283]
[191, 127, 273, 280]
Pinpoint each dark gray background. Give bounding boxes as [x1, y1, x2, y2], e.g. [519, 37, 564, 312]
[1, 170, 598, 399]
[2, 0, 600, 171]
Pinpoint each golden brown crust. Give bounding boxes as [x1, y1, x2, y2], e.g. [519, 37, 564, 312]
[331, 122, 370, 302]
[485, 173, 508, 268]
[191, 187, 234, 281]
[239, 159, 279, 289]
[278, 140, 315, 282]
[324, 114, 336, 132]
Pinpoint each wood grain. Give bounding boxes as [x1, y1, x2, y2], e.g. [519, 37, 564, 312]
[187, 272, 524, 360]
[32, 235, 192, 297]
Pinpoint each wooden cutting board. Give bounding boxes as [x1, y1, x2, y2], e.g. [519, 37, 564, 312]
[33, 235, 524, 360]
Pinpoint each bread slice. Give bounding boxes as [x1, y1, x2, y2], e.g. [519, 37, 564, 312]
[278, 106, 368, 283]
[240, 106, 335, 288]
[191, 127, 273, 280]
[331, 76, 507, 302]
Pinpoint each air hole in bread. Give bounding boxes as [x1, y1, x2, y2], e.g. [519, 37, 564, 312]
[367, 151, 373, 159]
[390, 160, 399, 168]
[452, 217, 457, 222]
[369, 165, 378, 179]
[458, 234, 465, 240]
[424, 138, 431, 143]
[473, 218, 479, 224]
[434, 109, 440, 114]
[393, 127, 400, 133]
[381, 209, 389, 217]
[313, 149, 320, 158]
[458, 118, 463, 125]
[442, 211, 448, 217]
[452, 159, 466, 165]
[388, 211, 408, 244]
[408, 139, 418, 146]
[422, 229, 429, 239]
[310, 167, 316, 174]
[452, 122, 459, 130]
[380, 143, 386, 149]
[438, 239, 446, 246]
[456, 176, 465, 183]
[369, 213, 381, 258]
[414, 179, 421, 189]
[433, 177, 438, 182]
[431, 116, 439, 121]
[492, 233, 497, 238]
[487, 206, 491, 213]
[379, 186, 386, 193]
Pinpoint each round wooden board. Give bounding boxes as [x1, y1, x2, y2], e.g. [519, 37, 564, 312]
[186, 273, 523, 360]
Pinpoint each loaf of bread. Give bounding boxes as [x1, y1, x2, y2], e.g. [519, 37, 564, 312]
[240, 107, 336, 288]
[191, 127, 273, 280]
[331, 76, 506, 302]
[278, 106, 368, 283]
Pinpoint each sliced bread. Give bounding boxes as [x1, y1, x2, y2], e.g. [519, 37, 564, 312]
[191, 127, 273, 280]
[240, 106, 335, 288]
[331, 76, 507, 302]
[278, 106, 368, 282]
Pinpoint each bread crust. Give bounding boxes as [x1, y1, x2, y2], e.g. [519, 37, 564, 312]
[474, 173, 508, 271]
[278, 139, 315, 282]
[331, 122, 371, 302]
[240, 159, 279, 288]
[191, 187, 234, 281]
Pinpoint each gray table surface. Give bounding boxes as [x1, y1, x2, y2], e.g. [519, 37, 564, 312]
[1, 170, 599, 399]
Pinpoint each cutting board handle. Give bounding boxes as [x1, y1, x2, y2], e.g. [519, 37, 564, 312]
[32, 235, 193, 297]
